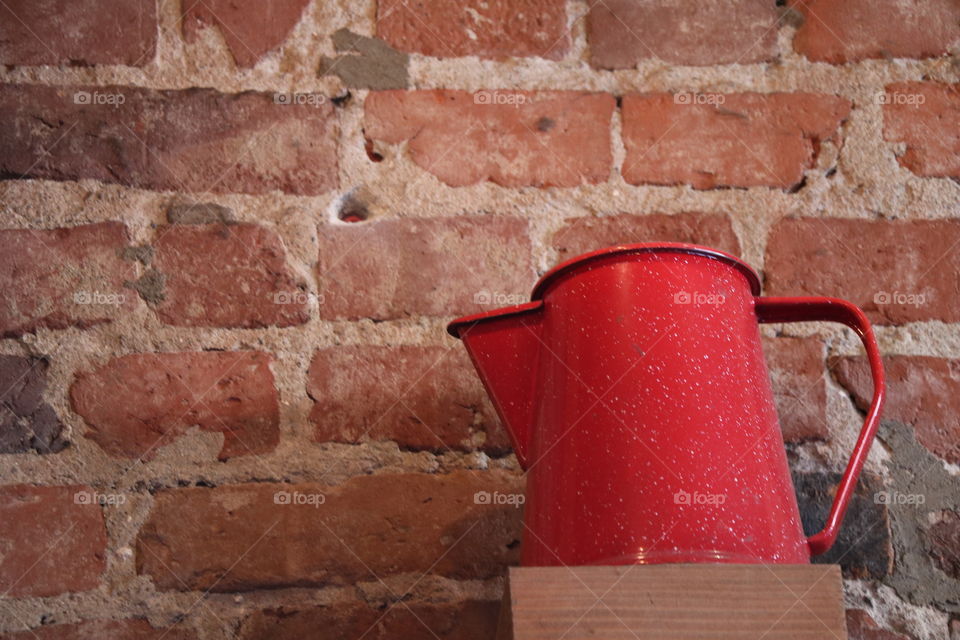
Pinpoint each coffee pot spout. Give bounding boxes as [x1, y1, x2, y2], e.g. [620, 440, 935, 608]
[448, 301, 543, 468]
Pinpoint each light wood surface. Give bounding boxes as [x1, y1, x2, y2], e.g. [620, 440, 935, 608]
[497, 564, 846, 640]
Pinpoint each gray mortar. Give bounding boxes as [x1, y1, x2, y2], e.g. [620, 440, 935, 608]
[878, 421, 960, 613]
[1, 0, 959, 636]
[319, 28, 410, 90]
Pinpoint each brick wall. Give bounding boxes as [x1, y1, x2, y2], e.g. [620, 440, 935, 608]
[1, 1, 959, 638]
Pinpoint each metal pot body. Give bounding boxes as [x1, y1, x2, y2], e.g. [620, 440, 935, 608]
[449, 244, 885, 567]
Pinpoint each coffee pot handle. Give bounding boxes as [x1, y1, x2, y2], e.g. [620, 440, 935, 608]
[754, 296, 886, 556]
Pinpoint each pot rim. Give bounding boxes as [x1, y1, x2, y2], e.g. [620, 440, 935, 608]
[531, 242, 761, 299]
[447, 243, 761, 338]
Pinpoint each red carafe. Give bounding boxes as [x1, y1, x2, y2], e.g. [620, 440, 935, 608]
[448, 244, 884, 565]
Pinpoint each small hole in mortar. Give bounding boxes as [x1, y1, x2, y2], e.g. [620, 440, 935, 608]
[338, 192, 370, 223]
[364, 136, 383, 162]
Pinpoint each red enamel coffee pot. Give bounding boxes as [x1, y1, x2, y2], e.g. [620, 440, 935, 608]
[448, 244, 885, 565]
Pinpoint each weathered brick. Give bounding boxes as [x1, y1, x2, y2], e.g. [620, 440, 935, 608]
[765, 218, 960, 324]
[181, 0, 309, 68]
[621, 93, 849, 189]
[136, 471, 523, 591]
[0, 84, 337, 195]
[364, 90, 614, 187]
[0, 0, 157, 66]
[0, 356, 67, 454]
[308, 345, 507, 453]
[588, 0, 778, 68]
[845, 610, 910, 640]
[550, 212, 741, 260]
[882, 82, 960, 180]
[792, 0, 960, 64]
[0, 619, 195, 640]
[763, 337, 827, 443]
[239, 600, 499, 640]
[377, 0, 569, 60]
[151, 223, 309, 328]
[70, 351, 279, 461]
[926, 510, 960, 580]
[0, 223, 137, 338]
[0, 485, 106, 597]
[316, 216, 532, 320]
[795, 472, 892, 578]
[832, 356, 960, 464]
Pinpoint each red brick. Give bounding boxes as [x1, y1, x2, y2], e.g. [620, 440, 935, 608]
[845, 610, 910, 640]
[832, 356, 960, 464]
[0, 84, 337, 196]
[316, 216, 532, 320]
[882, 82, 960, 180]
[364, 90, 614, 187]
[926, 510, 960, 580]
[0, 619, 195, 640]
[0, 223, 137, 338]
[792, 0, 960, 64]
[0, 485, 106, 597]
[550, 212, 741, 260]
[0, 0, 156, 66]
[765, 218, 960, 324]
[763, 337, 827, 442]
[239, 600, 498, 640]
[588, 0, 778, 69]
[136, 471, 523, 591]
[70, 351, 279, 461]
[151, 223, 309, 328]
[621, 93, 850, 189]
[308, 345, 507, 453]
[181, 0, 309, 68]
[377, 0, 568, 60]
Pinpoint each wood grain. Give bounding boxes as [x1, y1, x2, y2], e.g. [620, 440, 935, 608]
[498, 564, 846, 640]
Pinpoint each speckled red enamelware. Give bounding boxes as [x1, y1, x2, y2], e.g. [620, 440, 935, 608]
[449, 243, 885, 566]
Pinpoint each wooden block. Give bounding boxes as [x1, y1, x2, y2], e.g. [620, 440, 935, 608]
[497, 564, 846, 640]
